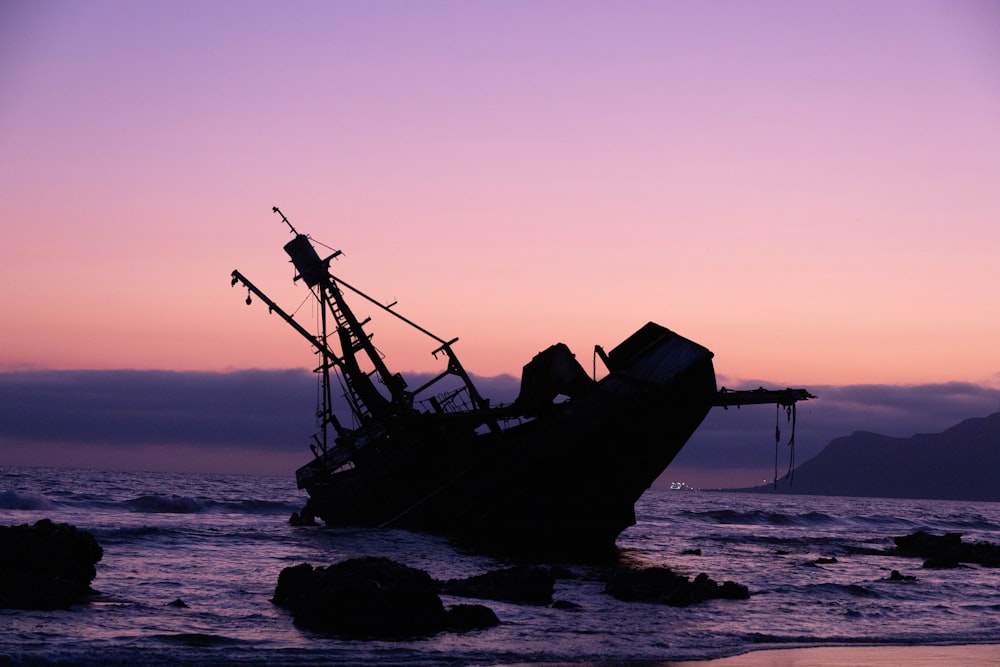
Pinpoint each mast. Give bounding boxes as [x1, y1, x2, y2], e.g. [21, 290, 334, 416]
[233, 207, 502, 454]
[230, 268, 346, 452]
[269, 207, 340, 449]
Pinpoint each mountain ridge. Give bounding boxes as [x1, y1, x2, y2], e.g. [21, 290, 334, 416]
[737, 412, 1000, 501]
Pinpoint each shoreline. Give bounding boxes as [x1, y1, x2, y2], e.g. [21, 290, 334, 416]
[496, 644, 1000, 667]
[666, 643, 1000, 666]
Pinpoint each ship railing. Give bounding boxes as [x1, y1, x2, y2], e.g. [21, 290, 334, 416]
[420, 386, 476, 415]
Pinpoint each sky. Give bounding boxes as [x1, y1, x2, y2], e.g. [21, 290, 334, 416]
[2, 1, 999, 486]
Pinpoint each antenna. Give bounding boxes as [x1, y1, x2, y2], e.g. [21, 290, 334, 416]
[272, 206, 298, 235]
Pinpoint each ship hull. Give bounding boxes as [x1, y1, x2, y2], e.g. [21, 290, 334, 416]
[297, 322, 717, 559]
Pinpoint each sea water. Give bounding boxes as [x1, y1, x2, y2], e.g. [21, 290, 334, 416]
[2, 466, 999, 665]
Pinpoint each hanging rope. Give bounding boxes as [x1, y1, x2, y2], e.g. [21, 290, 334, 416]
[785, 402, 797, 484]
[774, 404, 780, 488]
[773, 402, 799, 488]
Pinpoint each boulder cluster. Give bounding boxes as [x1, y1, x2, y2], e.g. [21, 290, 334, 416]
[440, 564, 555, 604]
[0, 519, 103, 610]
[272, 557, 502, 638]
[273, 556, 751, 638]
[8, 521, 997, 639]
[604, 566, 750, 607]
[890, 531, 1000, 568]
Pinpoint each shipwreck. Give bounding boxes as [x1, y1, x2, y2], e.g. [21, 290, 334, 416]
[231, 208, 813, 557]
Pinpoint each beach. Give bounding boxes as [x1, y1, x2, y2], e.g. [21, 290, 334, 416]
[671, 644, 1000, 666]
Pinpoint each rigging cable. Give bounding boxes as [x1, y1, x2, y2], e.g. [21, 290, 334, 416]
[774, 403, 780, 488]
[785, 402, 797, 484]
[288, 292, 313, 319]
[308, 235, 340, 254]
[773, 402, 799, 489]
[314, 370, 323, 422]
[334, 367, 361, 428]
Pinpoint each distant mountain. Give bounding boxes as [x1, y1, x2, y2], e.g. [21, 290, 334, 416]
[741, 412, 1000, 502]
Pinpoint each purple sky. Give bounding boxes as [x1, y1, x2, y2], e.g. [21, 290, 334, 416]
[2, 2, 999, 484]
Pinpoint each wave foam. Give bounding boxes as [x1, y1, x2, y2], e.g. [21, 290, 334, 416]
[0, 489, 56, 510]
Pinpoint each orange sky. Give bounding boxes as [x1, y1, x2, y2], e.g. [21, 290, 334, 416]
[2, 1, 999, 388]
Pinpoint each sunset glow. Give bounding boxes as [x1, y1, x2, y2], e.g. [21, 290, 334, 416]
[2, 1, 998, 388]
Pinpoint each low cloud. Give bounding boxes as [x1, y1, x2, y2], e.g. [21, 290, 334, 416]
[0, 369, 519, 474]
[2, 370, 997, 483]
[0, 369, 316, 451]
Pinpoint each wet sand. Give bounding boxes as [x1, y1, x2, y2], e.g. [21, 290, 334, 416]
[669, 644, 1000, 666]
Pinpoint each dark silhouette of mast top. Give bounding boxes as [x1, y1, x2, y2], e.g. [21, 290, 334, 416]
[232, 207, 501, 457]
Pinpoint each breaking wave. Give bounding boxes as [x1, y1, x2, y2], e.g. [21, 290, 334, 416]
[0, 489, 56, 510]
[123, 494, 294, 515]
[125, 494, 206, 513]
[691, 508, 839, 527]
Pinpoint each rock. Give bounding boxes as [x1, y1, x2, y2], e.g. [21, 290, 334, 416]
[289, 510, 316, 527]
[273, 556, 501, 639]
[273, 557, 446, 638]
[547, 564, 578, 580]
[0, 519, 103, 610]
[604, 567, 750, 607]
[888, 570, 916, 582]
[441, 565, 555, 605]
[814, 557, 838, 564]
[445, 603, 501, 631]
[551, 599, 583, 611]
[893, 531, 962, 558]
[890, 531, 1000, 567]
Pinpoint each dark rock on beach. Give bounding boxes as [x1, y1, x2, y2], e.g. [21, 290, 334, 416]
[441, 565, 555, 605]
[890, 531, 1000, 568]
[273, 555, 751, 639]
[288, 510, 317, 526]
[604, 566, 750, 607]
[551, 598, 583, 611]
[0, 519, 104, 610]
[444, 603, 501, 631]
[272, 557, 498, 638]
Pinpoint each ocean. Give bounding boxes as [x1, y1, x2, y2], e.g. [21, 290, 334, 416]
[2, 466, 999, 666]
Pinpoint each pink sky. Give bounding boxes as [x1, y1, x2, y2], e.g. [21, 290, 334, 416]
[2, 1, 999, 388]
